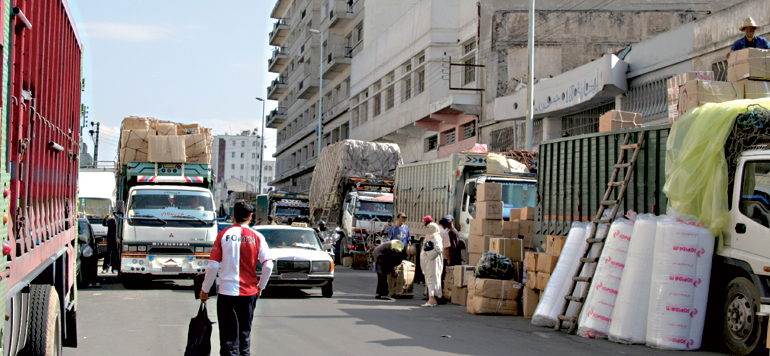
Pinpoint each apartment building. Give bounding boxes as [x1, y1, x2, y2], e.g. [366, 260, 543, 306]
[349, 0, 482, 164]
[211, 131, 275, 198]
[267, 0, 363, 193]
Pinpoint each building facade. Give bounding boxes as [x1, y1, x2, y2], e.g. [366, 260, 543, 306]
[267, 0, 363, 193]
[211, 131, 275, 198]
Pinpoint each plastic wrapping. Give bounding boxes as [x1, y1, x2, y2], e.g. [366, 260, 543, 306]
[609, 214, 660, 344]
[531, 222, 588, 327]
[474, 251, 515, 280]
[646, 214, 714, 350]
[577, 218, 635, 338]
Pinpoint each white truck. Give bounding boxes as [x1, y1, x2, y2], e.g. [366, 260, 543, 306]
[78, 165, 117, 252]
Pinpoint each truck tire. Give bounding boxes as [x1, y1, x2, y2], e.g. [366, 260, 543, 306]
[20, 285, 62, 356]
[723, 277, 763, 355]
[322, 281, 334, 298]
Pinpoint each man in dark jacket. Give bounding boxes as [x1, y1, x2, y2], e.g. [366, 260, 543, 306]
[731, 17, 770, 55]
[102, 212, 119, 273]
[373, 240, 407, 300]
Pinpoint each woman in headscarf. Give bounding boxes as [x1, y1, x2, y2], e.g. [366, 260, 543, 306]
[420, 216, 444, 307]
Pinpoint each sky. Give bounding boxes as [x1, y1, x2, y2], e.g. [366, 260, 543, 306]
[70, 0, 278, 162]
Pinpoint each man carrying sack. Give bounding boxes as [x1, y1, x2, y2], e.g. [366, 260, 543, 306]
[200, 201, 274, 356]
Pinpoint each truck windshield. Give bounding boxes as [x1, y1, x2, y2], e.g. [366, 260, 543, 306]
[128, 190, 215, 227]
[78, 198, 112, 224]
[258, 228, 321, 250]
[355, 201, 393, 221]
[494, 181, 537, 219]
[276, 207, 309, 217]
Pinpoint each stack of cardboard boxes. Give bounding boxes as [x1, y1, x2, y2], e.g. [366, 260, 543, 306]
[508, 207, 535, 249]
[666, 71, 714, 123]
[387, 261, 415, 298]
[522, 235, 566, 318]
[598, 110, 644, 132]
[118, 116, 214, 166]
[445, 265, 475, 306]
[466, 278, 522, 315]
[468, 183, 505, 266]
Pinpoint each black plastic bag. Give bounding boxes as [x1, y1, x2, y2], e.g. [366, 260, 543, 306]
[474, 251, 515, 280]
[184, 303, 214, 356]
[193, 274, 217, 299]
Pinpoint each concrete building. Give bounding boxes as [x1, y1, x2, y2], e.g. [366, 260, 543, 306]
[349, 0, 482, 164]
[211, 131, 275, 198]
[267, 0, 363, 193]
[475, 0, 743, 149]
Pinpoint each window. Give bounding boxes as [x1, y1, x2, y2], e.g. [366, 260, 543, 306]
[462, 121, 476, 139]
[241, 141, 245, 147]
[240, 176, 243, 181]
[356, 24, 363, 42]
[231, 152, 235, 158]
[464, 58, 476, 85]
[417, 55, 425, 64]
[386, 86, 394, 110]
[252, 141, 256, 147]
[241, 153, 244, 158]
[403, 78, 412, 102]
[231, 164, 235, 169]
[443, 129, 456, 146]
[240, 164, 245, 170]
[251, 165, 255, 170]
[360, 102, 368, 122]
[232, 140, 236, 146]
[373, 94, 381, 117]
[740, 161, 770, 228]
[425, 135, 438, 152]
[417, 70, 425, 94]
[251, 176, 255, 182]
[405, 64, 412, 73]
[464, 41, 476, 54]
[252, 153, 256, 159]
[231, 175, 235, 179]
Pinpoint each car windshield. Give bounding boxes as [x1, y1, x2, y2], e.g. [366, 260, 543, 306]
[257, 228, 321, 250]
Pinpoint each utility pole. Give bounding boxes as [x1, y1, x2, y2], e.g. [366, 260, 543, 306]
[309, 29, 323, 156]
[256, 97, 266, 194]
[89, 122, 100, 167]
[525, 0, 535, 151]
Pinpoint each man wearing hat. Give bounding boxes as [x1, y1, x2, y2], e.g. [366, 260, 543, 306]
[732, 17, 770, 52]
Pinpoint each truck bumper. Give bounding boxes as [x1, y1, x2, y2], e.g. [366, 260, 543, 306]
[264, 273, 334, 288]
[121, 255, 210, 276]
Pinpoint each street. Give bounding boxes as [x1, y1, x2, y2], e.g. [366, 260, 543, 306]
[68, 267, 726, 356]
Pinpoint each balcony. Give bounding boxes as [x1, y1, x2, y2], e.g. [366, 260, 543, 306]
[266, 107, 287, 129]
[267, 77, 288, 100]
[267, 47, 288, 73]
[328, 0, 354, 28]
[297, 64, 320, 99]
[270, 0, 291, 19]
[269, 18, 290, 46]
[323, 45, 352, 79]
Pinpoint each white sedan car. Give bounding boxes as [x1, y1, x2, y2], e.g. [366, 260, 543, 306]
[253, 225, 335, 298]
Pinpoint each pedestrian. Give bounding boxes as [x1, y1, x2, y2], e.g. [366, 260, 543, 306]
[730, 17, 769, 57]
[257, 218, 263, 225]
[372, 240, 407, 301]
[380, 218, 393, 239]
[420, 216, 443, 307]
[101, 212, 119, 273]
[200, 200, 274, 356]
[439, 217, 462, 266]
[268, 215, 277, 225]
[388, 212, 411, 246]
[275, 216, 283, 225]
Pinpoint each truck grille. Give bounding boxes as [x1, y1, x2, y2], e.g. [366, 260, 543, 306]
[276, 260, 311, 274]
[148, 247, 193, 255]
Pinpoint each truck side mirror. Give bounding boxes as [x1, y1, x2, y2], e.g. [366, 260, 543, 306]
[116, 200, 125, 215]
[464, 183, 476, 197]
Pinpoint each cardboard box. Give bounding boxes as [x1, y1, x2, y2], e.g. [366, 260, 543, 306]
[727, 48, 770, 82]
[469, 219, 503, 236]
[452, 286, 468, 306]
[536, 253, 559, 273]
[119, 129, 155, 164]
[598, 110, 643, 132]
[444, 266, 455, 285]
[155, 122, 177, 135]
[467, 277, 522, 300]
[388, 261, 415, 297]
[523, 287, 540, 318]
[525, 270, 537, 289]
[508, 208, 521, 221]
[121, 116, 151, 131]
[743, 79, 770, 99]
[666, 71, 714, 101]
[502, 220, 519, 238]
[453, 265, 475, 288]
[668, 102, 680, 124]
[678, 80, 744, 116]
[511, 261, 524, 283]
[489, 238, 523, 262]
[546, 236, 567, 256]
[476, 201, 504, 220]
[469, 252, 482, 266]
[536, 272, 551, 290]
[148, 135, 187, 163]
[185, 134, 212, 164]
[341, 256, 352, 267]
[467, 293, 519, 315]
[525, 252, 538, 272]
[519, 221, 535, 249]
[520, 207, 535, 221]
[468, 234, 491, 254]
[477, 182, 502, 201]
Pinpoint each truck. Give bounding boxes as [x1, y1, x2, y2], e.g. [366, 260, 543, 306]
[268, 191, 310, 223]
[78, 164, 117, 255]
[308, 140, 401, 255]
[1, 1, 83, 354]
[534, 111, 769, 355]
[393, 152, 537, 241]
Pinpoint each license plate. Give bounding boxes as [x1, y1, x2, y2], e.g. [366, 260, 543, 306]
[162, 266, 183, 272]
[281, 273, 308, 280]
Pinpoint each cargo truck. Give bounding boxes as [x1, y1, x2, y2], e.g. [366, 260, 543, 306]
[535, 120, 770, 355]
[268, 191, 310, 223]
[1, 1, 83, 354]
[78, 165, 117, 255]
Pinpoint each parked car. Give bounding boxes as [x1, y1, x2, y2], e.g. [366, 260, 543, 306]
[253, 225, 335, 298]
[77, 218, 100, 287]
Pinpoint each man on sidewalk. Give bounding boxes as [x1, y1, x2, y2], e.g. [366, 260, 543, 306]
[200, 201, 274, 356]
[388, 212, 411, 246]
[373, 240, 407, 300]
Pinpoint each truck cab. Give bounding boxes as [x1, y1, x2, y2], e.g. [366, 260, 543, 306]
[269, 191, 311, 223]
[341, 190, 394, 239]
[458, 172, 537, 239]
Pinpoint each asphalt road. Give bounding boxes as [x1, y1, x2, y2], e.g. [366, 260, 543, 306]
[67, 267, 729, 356]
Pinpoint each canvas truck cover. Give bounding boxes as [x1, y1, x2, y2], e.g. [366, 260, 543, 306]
[309, 140, 402, 211]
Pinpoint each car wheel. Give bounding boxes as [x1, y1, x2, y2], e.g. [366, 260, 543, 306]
[322, 281, 333, 298]
[723, 277, 764, 355]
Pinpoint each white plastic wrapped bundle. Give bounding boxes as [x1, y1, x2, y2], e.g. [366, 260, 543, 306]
[531, 222, 588, 327]
[608, 214, 660, 344]
[646, 215, 714, 350]
[577, 218, 635, 338]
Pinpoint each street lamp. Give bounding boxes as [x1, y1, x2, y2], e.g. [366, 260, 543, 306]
[308, 28, 323, 156]
[256, 97, 266, 194]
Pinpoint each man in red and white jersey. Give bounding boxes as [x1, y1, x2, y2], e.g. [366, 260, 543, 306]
[200, 201, 274, 356]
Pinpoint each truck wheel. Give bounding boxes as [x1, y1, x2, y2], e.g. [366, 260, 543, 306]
[322, 281, 334, 298]
[21, 285, 62, 356]
[723, 277, 763, 355]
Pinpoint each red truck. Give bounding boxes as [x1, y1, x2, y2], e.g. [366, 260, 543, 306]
[1, 1, 83, 354]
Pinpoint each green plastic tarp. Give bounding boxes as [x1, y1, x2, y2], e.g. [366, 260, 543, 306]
[664, 98, 770, 249]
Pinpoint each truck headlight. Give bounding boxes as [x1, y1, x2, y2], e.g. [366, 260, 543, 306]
[138, 246, 147, 251]
[311, 261, 331, 273]
[204, 247, 212, 253]
[195, 247, 203, 253]
[129, 246, 137, 252]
